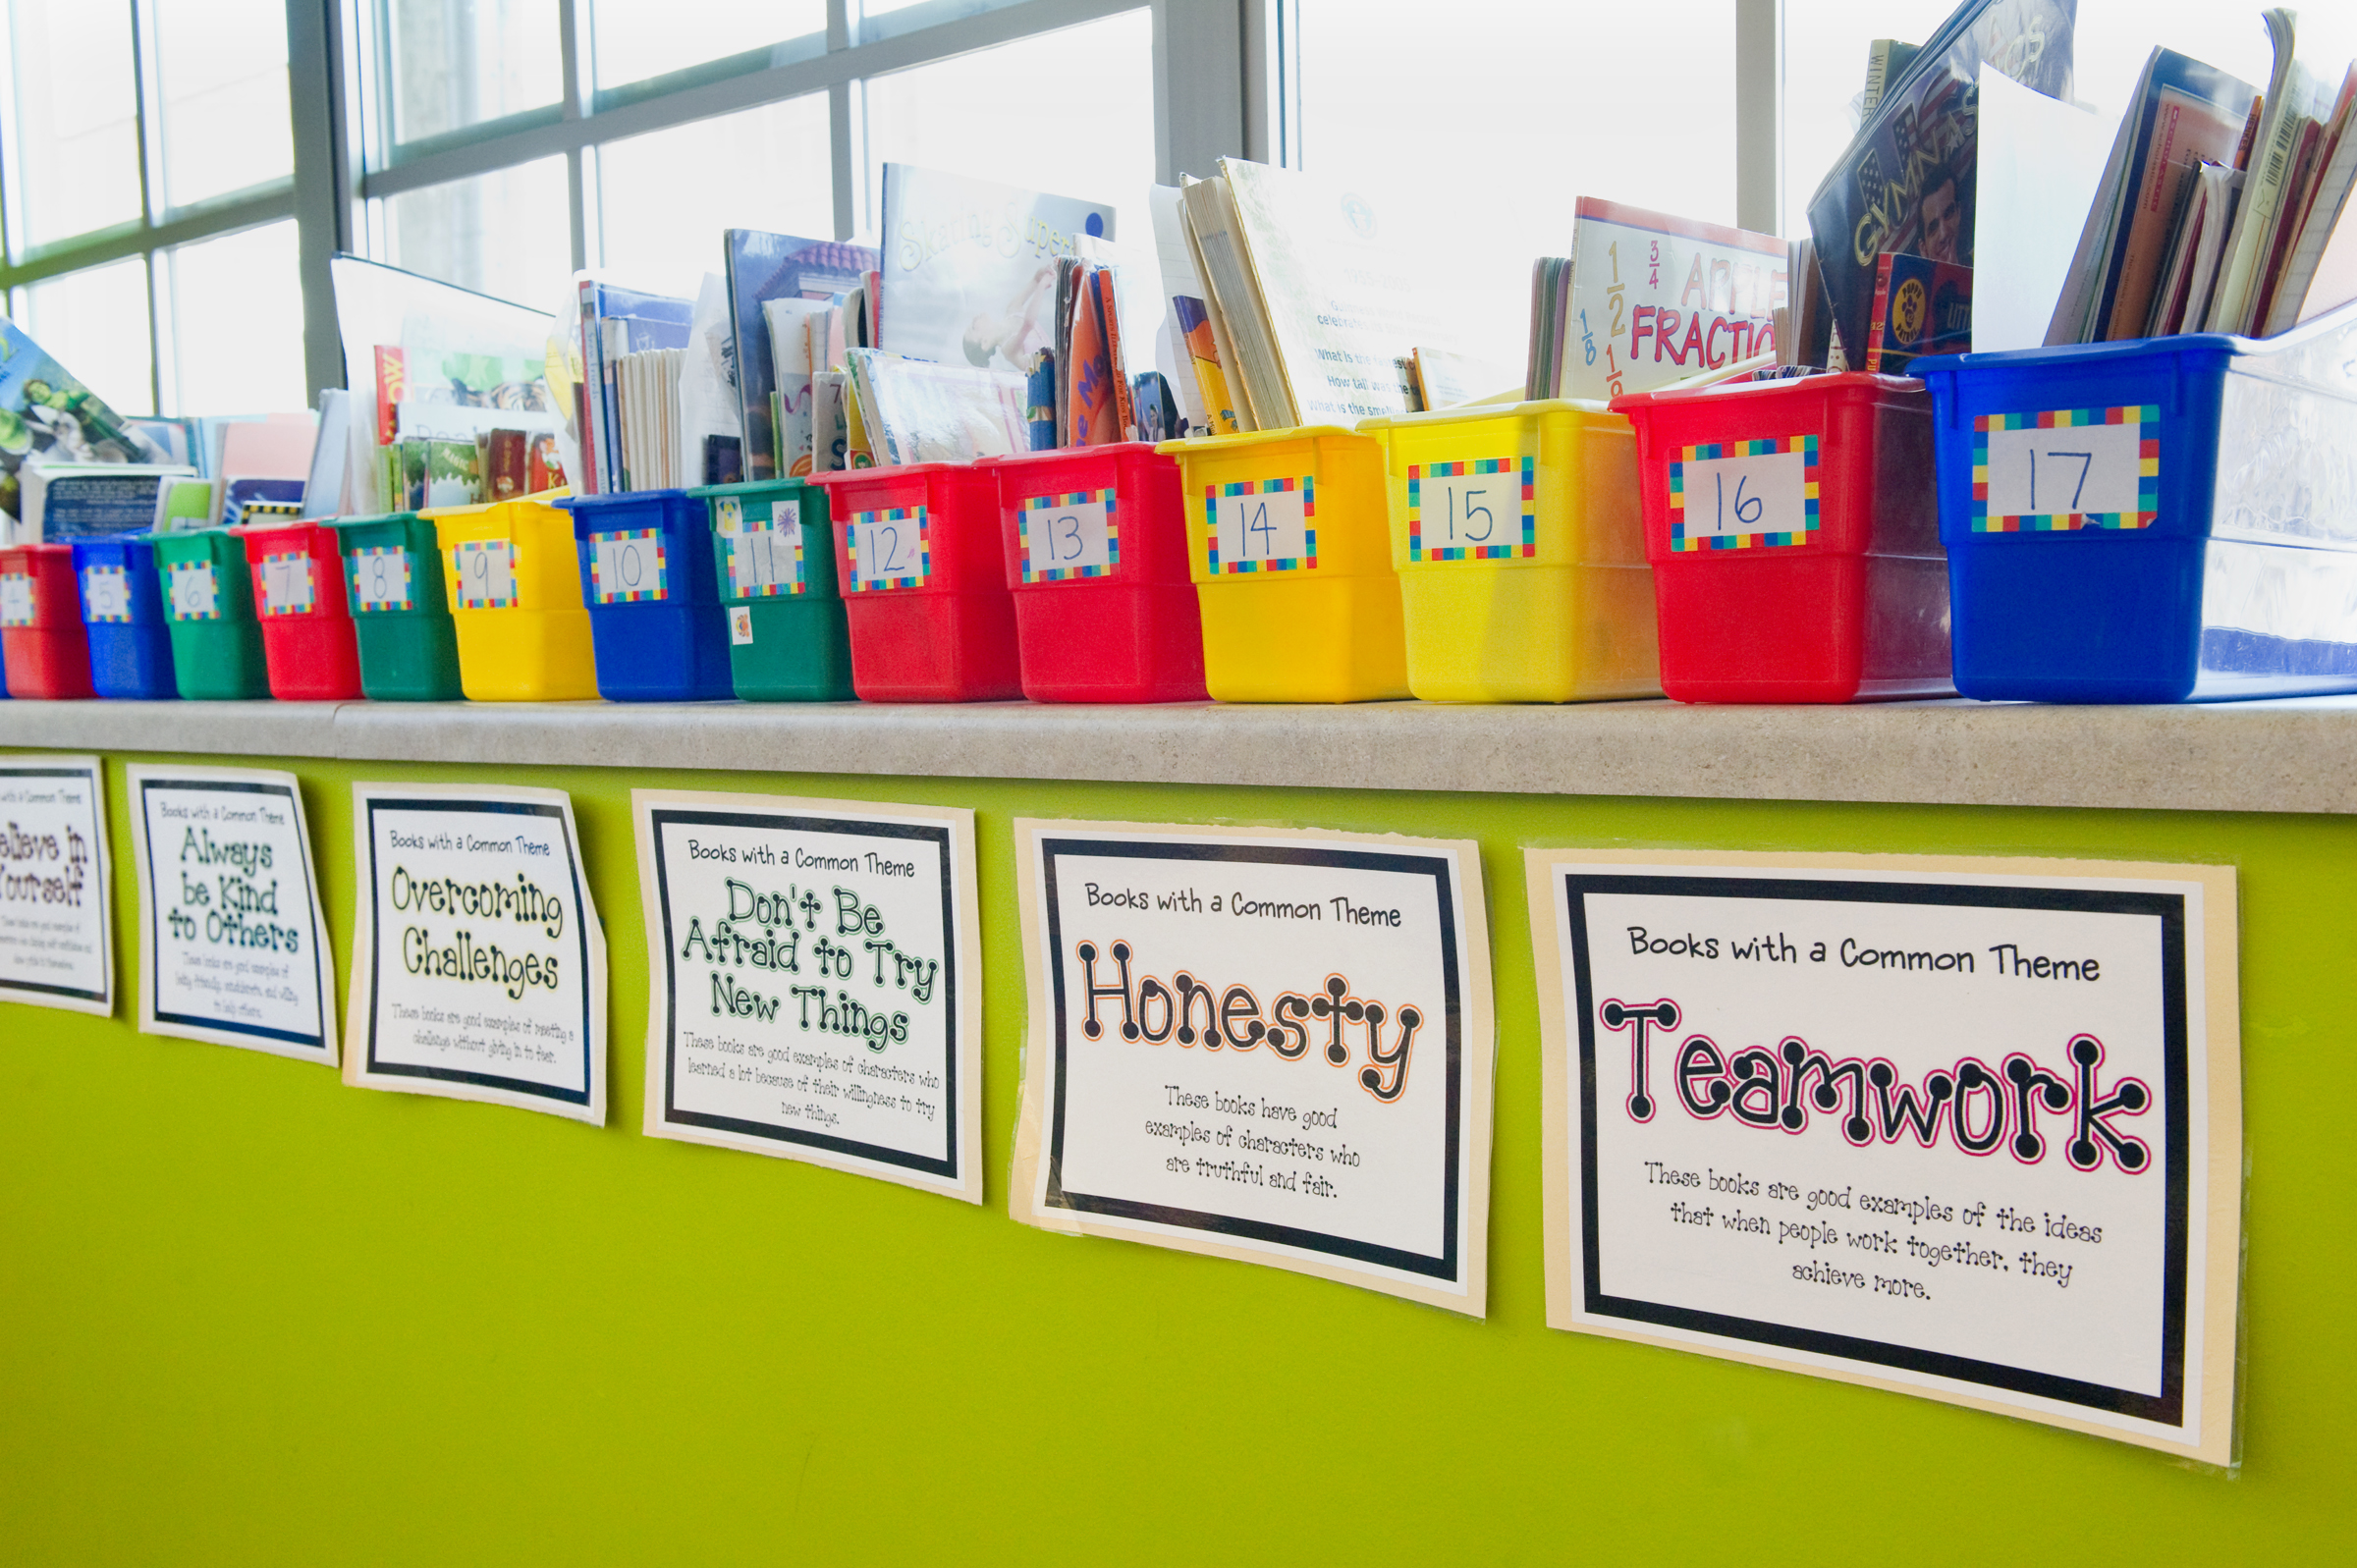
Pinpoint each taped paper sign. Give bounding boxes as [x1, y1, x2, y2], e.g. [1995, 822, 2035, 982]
[633, 790, 982, 1202]
[127, 765, 335, 1063]
[345, 782, 606, 1123]
[1012, 820, 1494, 1314]
[1526, 849, 2240, 1462]
[0, 754, 112, 1014]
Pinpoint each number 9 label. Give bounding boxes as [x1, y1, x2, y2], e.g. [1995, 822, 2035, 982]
[1019, 489, 1119, 582]
[453, 539, 518, 609]
[1668, 435, 1819, 552]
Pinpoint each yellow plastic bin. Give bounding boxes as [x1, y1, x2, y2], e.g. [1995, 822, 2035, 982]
[1358, 399, 1660, 702]
[1156, 425, 1408, 702]
[424, 490, 598, 702]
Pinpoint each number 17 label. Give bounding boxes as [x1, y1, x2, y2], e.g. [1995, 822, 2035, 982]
[1974, 406, 2159, 531]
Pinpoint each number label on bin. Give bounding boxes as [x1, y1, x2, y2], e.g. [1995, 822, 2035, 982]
[1407, 457, 1537, 562]
[166, 561, 221, 621]
[0, 570, 33, 627]
[717, 498, 805, 599]
[1207, 477, 1316, 573]
[82, 565, 134, 622]
[1020, 488, 1120, 581]
[350, 547, 413, 612]
[589, 528, 669, 604]
[1669, 436, 1820, 551]
[257, 552, 316, 617]
[847, 507, 930, 591]
[453, 539, 518, 609]
[1973, 406, 2160, 531]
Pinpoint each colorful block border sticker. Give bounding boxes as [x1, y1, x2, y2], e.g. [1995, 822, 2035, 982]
[589, 528, 669, 603]
[257, 552, 314, 618]
[348, 547, 414, 613]
[1972, 405, 2161, 531]
[1405, 456, 1537, 562]
[82, 564, 135, 623]
[846, 507, 931, 592]
[722, 522, 806, 598]
[1203, 476, 1316, 574]
[167, 561, 222, 621]
[452, 540, 518, 610]
[1669, 435, 1820, 551]
[1018, 488, 1121, 583]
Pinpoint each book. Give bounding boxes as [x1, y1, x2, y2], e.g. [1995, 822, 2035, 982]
[2146, 162, 2234, 335]
[1410, 348, 1515, 410]
[579, 282, 691, 493]
[1863, 253, 1973, 372]
[760, 296, 831, 477]
[1860, 39, 1922, 121]
[1172, 297, 1237, 434]
[2262, 66, 2357, 333]
[0, 312, 167, 534]
[876, 163, 1114, 377]
[844, 349, 1028, 466]
[722, 231, 877, 481]
[2044, 49, 2257, 345]
[2207, 9, 2338, 333]
[1549, 198, 1788, 402]
[1805, 0, 2078, 376]
[21, 462, 194, 541]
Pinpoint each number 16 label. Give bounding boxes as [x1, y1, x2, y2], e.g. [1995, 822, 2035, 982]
[1669, 435, 1819, 552]
[1974, 406, 2159, 531]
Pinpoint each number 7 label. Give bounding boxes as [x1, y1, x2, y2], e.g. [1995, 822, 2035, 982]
[1973, 406, 2160, 532]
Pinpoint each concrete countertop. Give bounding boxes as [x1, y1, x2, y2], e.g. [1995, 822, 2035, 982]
[8, 696, 2357, 814]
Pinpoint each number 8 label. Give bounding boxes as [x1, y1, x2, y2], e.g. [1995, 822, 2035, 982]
[1668, 435, 1819, 552]
[351, 547, 413, 612]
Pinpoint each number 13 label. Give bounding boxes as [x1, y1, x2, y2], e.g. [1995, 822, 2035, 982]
[1208, 477, 1315, 573]
[1974, 406, 2159, 531]
[1020, 489, 1119, 582]
[1669, 435, 1819, 552]
[848, 507, 930, 591]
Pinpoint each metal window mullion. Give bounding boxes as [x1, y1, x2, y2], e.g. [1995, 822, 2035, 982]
[561, 0, 589, 272]
[128, 0, 166, 412]
[1734, 0, 1783, 235]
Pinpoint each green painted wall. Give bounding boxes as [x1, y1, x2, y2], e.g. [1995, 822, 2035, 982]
[2, 748, 2351, 1564]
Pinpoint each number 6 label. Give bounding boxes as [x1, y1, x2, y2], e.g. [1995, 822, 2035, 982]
[1668, 435, 1819, 552]
[1019, 488, 1119, 582]
[1974, 406, 2159, 531]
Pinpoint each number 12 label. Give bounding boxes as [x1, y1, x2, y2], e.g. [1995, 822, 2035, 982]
[1208, 477, 1315, 573]
[1020, 489, 1119, 581]
[1669, 435, 1819, 552]
[848, 507, 930, 591]
[1974, 406, 2159, 531]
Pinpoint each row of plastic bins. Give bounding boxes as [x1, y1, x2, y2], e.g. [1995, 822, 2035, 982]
[7, 306, 2354, 706]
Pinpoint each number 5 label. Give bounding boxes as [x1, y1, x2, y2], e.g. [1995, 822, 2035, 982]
[1020, 489, 1119, 581]
[1974, 406, 2159, 531]
[1208, 476, 1315, 573]
[1668, 435, 1820, 552]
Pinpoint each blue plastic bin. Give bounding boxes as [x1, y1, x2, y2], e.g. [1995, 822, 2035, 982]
[557, 490, 735, 702]
[71, 533, 177, 700]
[1920, 301, 2357, 701]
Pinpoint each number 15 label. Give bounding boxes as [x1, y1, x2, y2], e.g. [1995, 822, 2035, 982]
[1975, 406, 2158, 531]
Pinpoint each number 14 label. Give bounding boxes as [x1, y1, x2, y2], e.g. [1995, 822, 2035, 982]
[1209, 478, 1315, 573]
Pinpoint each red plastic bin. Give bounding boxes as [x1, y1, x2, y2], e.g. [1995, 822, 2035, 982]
[808, 461, 1020, 702]
[1614, 371, 1948, 703]
[0, 542, 94, 699]
[240, 517, 364, 700]
[981, 442, 1206, 703]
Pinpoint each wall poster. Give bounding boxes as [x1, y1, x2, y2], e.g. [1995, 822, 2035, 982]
[633, 789, 982, 1203]
[1012, 819, 1494, 1314]
[345, 782, 606, 1123]
[0, 753, 111, 1015]
[127, 764, 334, 1063]
[1527, 848, 2240, 1462]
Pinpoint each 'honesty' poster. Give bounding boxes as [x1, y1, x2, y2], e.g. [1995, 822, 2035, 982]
[345, 782, 606, 1123]
[1012, 820, 1494, 1314]
[128, 765, 335, 1063]
[0, 754, 111, 1014]
[633, 789, 982, 1203]
[1527, 849, 2240, 1463]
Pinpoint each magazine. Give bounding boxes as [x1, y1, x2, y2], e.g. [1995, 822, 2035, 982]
[0, 313, 165, 531]
[877, 164, 1116, 377]
[723, 231, 877, 481]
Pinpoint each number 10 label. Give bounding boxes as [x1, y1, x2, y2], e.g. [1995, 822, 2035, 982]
[1020, 489, 1118, 581]
[1974, 406, 2159, 531]
[1668, 435, 1820, 552]
[1209, 477, 1314, 573]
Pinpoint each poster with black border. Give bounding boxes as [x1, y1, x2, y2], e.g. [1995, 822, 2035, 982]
[1525, 848, 2240, 1463]
[126, 764, 334, 1064]
[632, 788, 982, 1204]
[1011, 819, 1494, 1315]
[0, 753, 111, 1015]
[345, 782, 606, 1124]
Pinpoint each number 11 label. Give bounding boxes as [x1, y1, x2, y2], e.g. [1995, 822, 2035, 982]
[1974, 406, 2159, 531]
[1020, 489, 1119, 582]
[1668, 435, 1820, 552]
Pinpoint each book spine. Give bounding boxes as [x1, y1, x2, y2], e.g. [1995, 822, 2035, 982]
[576, 278, 604, 495]
[1864, 254, 1895, 373]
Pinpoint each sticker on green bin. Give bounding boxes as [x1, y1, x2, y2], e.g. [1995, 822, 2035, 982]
[717, 494, 805, 598]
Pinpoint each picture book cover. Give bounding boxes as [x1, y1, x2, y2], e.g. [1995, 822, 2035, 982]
[1805, 0, 2077, 365]
[1558, 198, 1788, 402]
[0, 313, 166, 528]
[877, 163, 1116, 379]
[1864, 252, 1973, 372]
[725, 231, 878, 480]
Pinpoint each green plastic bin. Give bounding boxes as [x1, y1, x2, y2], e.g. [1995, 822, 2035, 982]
[333, 512, 465, 701]
[690, 476, 854, 702]
[151, 528, 270, 700]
